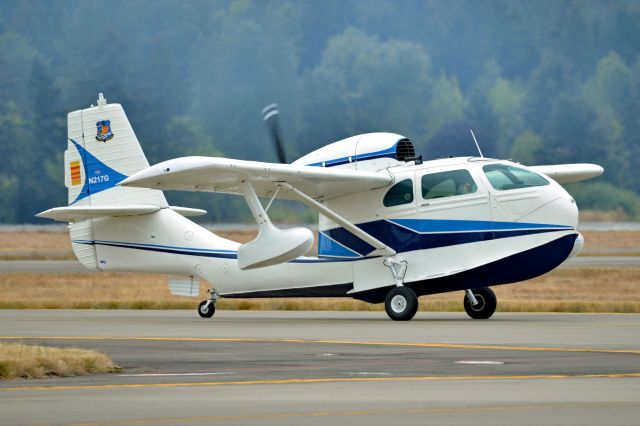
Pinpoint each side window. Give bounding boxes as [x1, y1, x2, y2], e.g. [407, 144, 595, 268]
[483, 164, 549, 191]
[421, 169, 477, 200]
[383, 179, 414, 207]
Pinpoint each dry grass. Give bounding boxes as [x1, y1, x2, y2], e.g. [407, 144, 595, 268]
[0, 268, 639, 313]
[579, 210, 630, 222]
[581, 231, 640, 251]
[0, 342, 119, 379]
[0, 232, 74, 260]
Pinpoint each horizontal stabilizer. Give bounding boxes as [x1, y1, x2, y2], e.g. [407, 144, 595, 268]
[119, 156, 393, 200]
[530, 163, 604, 184]
[37, 205, 206, 222]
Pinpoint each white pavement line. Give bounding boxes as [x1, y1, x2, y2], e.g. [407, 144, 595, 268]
[455, 361, 505, 365]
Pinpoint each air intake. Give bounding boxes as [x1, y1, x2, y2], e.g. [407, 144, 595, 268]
[395, 139, 415, 161]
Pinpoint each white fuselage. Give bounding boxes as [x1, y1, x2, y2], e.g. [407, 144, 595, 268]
[84, 157, 580, 299]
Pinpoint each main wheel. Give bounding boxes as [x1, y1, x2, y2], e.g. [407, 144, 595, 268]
[464, 287, 497, 319]
[197, 300, 215, 318]
[385, 287, 419, 321]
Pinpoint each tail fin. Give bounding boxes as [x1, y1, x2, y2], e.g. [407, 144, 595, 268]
[65, 93, 167, 207]
[62, 93, 166, 270]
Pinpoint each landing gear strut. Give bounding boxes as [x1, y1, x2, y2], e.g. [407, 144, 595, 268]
[198, 289, 219, 319]
[464, 287, 497, 319]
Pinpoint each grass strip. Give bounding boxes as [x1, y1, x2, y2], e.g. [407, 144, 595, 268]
[0, 342, 119, 380]
[1, 267, 640, 313]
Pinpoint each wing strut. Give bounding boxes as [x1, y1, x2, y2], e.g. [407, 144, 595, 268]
[278, 183, 396, 257]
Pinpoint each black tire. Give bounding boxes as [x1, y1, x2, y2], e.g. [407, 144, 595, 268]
[464, 287, 497, 319]
[198, 300, 215, 318]
[385, 287, 419, 321]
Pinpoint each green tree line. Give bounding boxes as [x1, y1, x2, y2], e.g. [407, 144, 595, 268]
[0, 0, 639, 223]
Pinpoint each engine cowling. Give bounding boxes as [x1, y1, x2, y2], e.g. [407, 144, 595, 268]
[293, 133, 416, 172]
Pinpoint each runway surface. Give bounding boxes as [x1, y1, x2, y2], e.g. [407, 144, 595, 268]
[2, 256, 640, 273]
[1, 310, 639, 425]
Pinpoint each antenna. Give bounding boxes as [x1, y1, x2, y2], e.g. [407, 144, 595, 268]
[470, 129, 484, 158]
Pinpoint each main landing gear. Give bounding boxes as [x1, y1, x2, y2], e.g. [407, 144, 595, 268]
[463, 287, 497, 319]
[385, 286, 419, 321]
[383, 286, 497, 321]
[383, 256, 418, 321]
[198, 289, 219, 319]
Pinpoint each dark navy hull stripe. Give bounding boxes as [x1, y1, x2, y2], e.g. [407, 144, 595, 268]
[351, 233, 579, 303]
[320, 219, 574, 257]
[223, 234, 578, 300]
[224, 283, 354, 298]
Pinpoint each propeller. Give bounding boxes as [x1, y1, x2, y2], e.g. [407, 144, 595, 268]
[262, 103, 287, 163]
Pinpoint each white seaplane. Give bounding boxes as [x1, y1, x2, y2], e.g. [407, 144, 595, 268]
[38, 94, 604, 321]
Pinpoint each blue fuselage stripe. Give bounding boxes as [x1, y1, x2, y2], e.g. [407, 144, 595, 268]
[306, 145, 398, 167]
[72, 240, 360, 263]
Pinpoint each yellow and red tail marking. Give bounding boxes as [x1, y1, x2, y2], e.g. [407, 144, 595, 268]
[70, 160, 81, 186]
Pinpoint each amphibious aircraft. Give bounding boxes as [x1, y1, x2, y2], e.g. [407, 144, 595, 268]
[38, 94, 604, 321]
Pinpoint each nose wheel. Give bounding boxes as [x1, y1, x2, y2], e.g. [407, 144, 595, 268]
[464, 287, 497, 319]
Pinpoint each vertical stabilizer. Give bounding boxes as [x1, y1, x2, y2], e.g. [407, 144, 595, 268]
[65, 93, 167, 207]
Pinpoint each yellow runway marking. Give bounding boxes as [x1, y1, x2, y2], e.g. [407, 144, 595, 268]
[1, 335, 639, 355]
[2, 373, 640, 392]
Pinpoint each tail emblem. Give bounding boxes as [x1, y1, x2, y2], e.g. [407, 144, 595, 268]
[95, 120, 114, 142]
[70, 160, 82, 186]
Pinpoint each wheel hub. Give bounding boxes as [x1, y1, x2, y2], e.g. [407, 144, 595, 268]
[470, 295, 486, 312]
[390, 295, 407, 313]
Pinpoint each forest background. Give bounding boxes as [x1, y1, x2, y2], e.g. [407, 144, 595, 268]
[1, 0, 639, 223]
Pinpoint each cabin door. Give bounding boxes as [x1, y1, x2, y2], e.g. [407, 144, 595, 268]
[414, 166, 493, 249]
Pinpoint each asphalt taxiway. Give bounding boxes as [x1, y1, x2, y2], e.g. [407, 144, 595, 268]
[0, 310, 639, 425]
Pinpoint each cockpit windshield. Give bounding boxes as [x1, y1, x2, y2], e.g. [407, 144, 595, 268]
[483, 164, 549, 191]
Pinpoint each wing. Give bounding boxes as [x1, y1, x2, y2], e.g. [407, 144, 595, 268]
[530, 163, 604, 184]
[119, 157, 393, 200]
